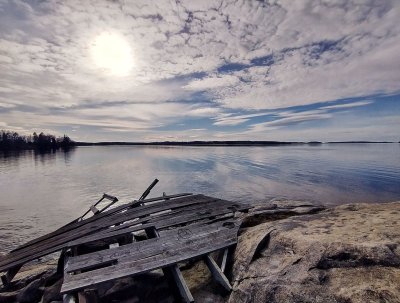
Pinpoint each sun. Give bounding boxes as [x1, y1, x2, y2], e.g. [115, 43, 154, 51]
[90, 32, 133, 76]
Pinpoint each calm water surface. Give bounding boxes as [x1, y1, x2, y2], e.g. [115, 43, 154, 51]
[0, 144, 399, 252]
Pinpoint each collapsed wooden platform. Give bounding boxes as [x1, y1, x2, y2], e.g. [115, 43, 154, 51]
[0, 183, 251, 302]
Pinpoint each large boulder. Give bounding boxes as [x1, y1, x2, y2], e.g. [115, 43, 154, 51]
[229, 202, 400, 303]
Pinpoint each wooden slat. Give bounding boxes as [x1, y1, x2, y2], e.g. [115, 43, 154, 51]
[1, 264, 22, 286]
[220, 248, 229, 273]
[62, 226, 238, 293]
[170, 264, 194, 303]
[63, 233, 237, 292]
[204, 255, 232, 291]
[65, 220, 239, 273]
[11, 193, 194, 252]
[90, 205, 100, 215]
[6, 195, 220, 262]
[0, 194, 250, 283]
[0, 195, 223, 271]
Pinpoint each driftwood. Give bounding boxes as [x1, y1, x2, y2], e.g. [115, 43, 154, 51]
[0, 180, 251, 303]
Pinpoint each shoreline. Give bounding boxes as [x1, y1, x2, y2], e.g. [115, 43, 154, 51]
[1, 199, 399, 302]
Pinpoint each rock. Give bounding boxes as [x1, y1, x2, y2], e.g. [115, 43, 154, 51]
[0, 259, 58, 303]
[0, 291, 17, 303]
[100, 272, 174, 303]
[183, 258, 226, 303]
[41, 277, 63, 303]
[16, 278, 43, 303]
[240, 199, 325, 228]
[3, 201, 400, 303]
[229, 201, 400, 303]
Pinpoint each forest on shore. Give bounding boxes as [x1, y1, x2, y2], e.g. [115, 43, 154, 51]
[0, 130, 75, 151]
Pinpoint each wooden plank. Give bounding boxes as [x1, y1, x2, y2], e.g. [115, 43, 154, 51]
[63, 293, 77, 303]
[94, 198, 235, 236]
[75, 199, 237, 248]
[134, 193, 192, 204]
[220, 248, 229, 273]
[1, 264, 22, 286]
[90, 205, 100, 215]
[1, 195, 227, 267]
[63, 253, 77, 303]
[65, 220, 240, 273]
[39, 196, 223, 253]
[170, 264, 194, 303]
[0, 196, 250, 276]
[11, 193, 194, 252]
[204, 255, 232, 291]
[66, 223, 156, 248]
[62, 231, 237, 293]
[0, 195, 219, 271]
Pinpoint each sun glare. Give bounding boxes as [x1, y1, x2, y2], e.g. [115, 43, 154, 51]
[90, 32, 133, 76]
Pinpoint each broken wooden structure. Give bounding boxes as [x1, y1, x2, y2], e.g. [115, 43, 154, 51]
[0, 179, 251, 302]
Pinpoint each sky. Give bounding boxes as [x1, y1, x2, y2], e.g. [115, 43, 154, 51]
[0, 0, 399, 142]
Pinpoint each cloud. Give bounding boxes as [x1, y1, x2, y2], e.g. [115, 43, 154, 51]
[249, 110, 332, 132]
[0, 0, 399, 140]
[321, 100, 373, 110]
[213, 112, 273, 126]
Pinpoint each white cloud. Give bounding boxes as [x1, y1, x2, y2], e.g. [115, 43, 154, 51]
[0, 0, 399, 139]
[249, 110, 332, 132]
[213, 111, 273, 126]
[185, 74, 239, 90]
[321, 100, 373, 110]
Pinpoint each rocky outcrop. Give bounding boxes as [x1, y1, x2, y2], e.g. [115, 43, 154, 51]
[230, 201, 400, 303]
[1, 201, 399, 303]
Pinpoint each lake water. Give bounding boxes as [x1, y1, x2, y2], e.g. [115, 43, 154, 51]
[0, 144, 399, 253]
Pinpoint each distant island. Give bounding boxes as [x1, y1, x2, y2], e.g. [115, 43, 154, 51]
[1, 130, 395, 151]
[76, 140, 395, 146]
[0, 130, 75, 151]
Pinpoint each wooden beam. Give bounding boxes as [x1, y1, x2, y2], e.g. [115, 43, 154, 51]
[204, 254, 232, 291]
[90, 205, 100, 215]
[170, 264, 194, 303]
[220, 248, 229, 273]
[0, 264, 22, 286]
[77, 289, 99, 303]
[63, 253, 77, 303]
[63, 293, 77, 303]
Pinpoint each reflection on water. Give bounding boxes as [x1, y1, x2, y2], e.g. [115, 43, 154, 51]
[0, 144, 399, 252]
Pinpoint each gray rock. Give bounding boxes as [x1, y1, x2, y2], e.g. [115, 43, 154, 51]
[229, 201, 400, 303]
[0, 291, 17, 303]
[16, 278, 43, 303]
[3, 201, 400, 303]
[240, 200, 325, 228]
[41, 278, 63, 303]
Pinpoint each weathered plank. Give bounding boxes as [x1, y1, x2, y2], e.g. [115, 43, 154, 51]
[0, 195, 230, 271]
[78, 199, 237, 246]
[65, 220, 240, 273]
[1, 192, 251, 295]
[11, 193, 193, 252]
[1, 264, 22, 286]
[204, 255, 232, 291]
[170, 264, 194, 303]
[62, 229, 238, 293]
[220, 248, 229, 273]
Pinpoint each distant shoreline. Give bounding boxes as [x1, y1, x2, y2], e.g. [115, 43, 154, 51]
[75, 141, 396, 147]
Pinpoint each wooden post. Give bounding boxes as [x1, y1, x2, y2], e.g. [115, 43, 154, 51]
[90, 205, 100, 215]
[220, 248, 229, 273]
[204, 254, 232, 291]
[63, 253, 77, 303]
[63, 293, 77, 303]
[0, 264, 22, 286]
[144, 226, 194, 303]
[170, 264, 194, 303]
[77, 289, 99, 303]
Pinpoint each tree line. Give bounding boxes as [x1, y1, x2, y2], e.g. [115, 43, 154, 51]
[0, 130, 75, 151]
